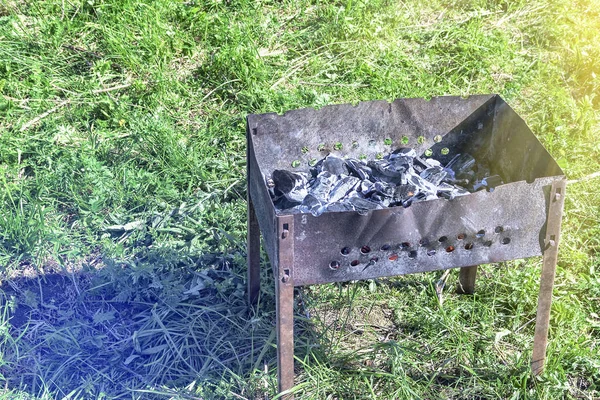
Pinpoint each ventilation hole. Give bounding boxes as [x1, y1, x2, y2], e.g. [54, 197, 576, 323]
[380, 244, 391, 251]
[476, 229, 486, 238]
[441, 147, 449, 155]
[351, 260, 359, 267]
[419, 238, 429, 246]
[401, 242, 411, 250]
[360, 245, 371, 254]
[433, 135, 442, 143]
[457, 233, 466, 240]
[408, 250, 418, 259]
[352, 140, 359, 148]
[502, 237, 511, 245]
[334, 142, 343, 150]
[495, 226, 504, 233]
[388, 253, 398, 261]
[359, 154, 367, 160]
[368, 139, 377, 147]
[341, 247, 351, 255]
[446, 245, 455, 253]
[427, 249, 436, 256]
[464, 243, 474, 250]
[308, 158, 317, 166]
[401, 136, 409, 145]
[417, 136, 425, 144]
[384, 138, 392, 145]
[301, 146, 309, 154]
[329, 261, 340, 270]
[376, 153, 383, 160]
[424, 149, 433, 157]
[484, 240, 493, 247]
[318, 143, 326, 151]
[291, 160, 301, 168]
[438, 236, 448, 243]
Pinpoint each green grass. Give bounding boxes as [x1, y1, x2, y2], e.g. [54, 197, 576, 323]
[0, 0, 599, 398]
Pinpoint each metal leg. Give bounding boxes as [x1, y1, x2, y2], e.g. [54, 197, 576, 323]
[457, 265, 478, 294]
[247, 194, 261, 304]
[276, 271, 295, 398]
[532, 181, 566, 375]
[277, 215, 295, 399]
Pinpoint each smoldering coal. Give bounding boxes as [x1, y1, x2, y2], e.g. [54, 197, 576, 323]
[269, 147, 502, 216]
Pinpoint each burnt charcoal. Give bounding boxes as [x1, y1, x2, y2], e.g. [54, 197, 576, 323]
[346, 158, 372, 180]
[347, 196, 383, 212]
[272, 170, 308, 202]
[299, 194, 326, 216]
[424, 158, 442, 168]
[329, 176, 361, 203]
[373, 181, 394, 197]
[370, 193, 392, 207]
[368, 160, 406, 184]
[322, 154, 349, 176]
[271, 145, 500, 215]
[437, 182, 470, 200]
[393, 184, 417, 203]
[403, 191, 436, 207]
[420, 166, 447, 186]
[412, 156, 430, 173]
[273, 196, 302, 211]
[325, 202, 354, 212]
[407, 171, 438, 195]
[310, 171, 337, 202]
[473, 175, 503, 192]
[301, 193, 322, 209]
[387, 149, 415, 172]
[359, 179, 375, 196]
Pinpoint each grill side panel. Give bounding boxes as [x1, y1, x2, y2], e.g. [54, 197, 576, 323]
[247, 124, 278, 271]
[290, 177, 559, 286]
[249, 95, 496, 177]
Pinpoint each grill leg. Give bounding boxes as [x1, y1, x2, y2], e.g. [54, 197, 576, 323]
[276, 273, 295, 399]
[277, 215, 295, 399]
[457, 265, 477, 294]
[247, 194, 261, 304]
[532, 180, 566, 375]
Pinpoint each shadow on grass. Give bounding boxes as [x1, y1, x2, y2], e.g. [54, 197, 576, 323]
[0, 252, 542, 399]
[0, 248, 283, 399]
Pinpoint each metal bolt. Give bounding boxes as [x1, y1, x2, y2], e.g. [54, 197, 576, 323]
[554, 192, 561, 201]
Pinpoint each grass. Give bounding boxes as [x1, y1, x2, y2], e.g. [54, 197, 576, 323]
[0, 0, 599, 398]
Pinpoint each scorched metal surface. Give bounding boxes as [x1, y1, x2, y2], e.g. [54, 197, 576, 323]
[246, 94, 566, 398]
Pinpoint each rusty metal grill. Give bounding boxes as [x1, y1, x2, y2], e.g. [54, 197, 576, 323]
[245, 95, 566, 398]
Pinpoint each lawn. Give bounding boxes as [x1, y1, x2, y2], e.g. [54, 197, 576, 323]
[0, 0, 599, 398]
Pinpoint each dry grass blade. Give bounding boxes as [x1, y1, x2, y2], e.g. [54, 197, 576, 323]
[19, 99, 70, 132]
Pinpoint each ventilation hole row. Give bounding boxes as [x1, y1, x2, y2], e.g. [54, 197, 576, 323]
[422, 147, 450, 157]
[332, 230, 511, 270]
[340, 228, 506, 257]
